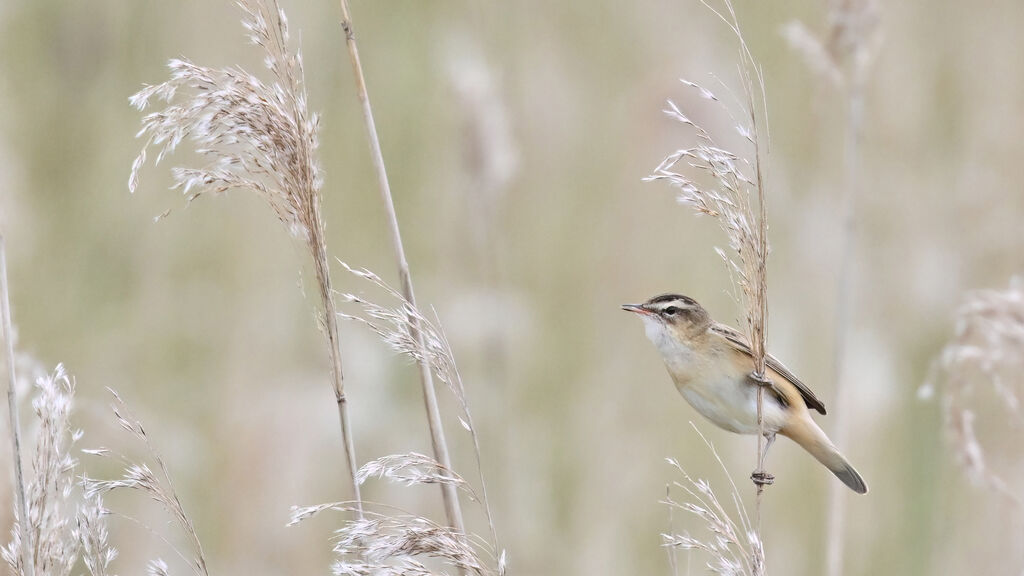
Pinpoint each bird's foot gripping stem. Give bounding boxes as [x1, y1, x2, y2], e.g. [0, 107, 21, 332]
[750, 470, 775, 487]
[748, 371, 773, 388]
[748, 370, 775, 490]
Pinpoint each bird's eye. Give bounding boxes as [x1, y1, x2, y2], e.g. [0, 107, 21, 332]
[663, 306, 680, 316]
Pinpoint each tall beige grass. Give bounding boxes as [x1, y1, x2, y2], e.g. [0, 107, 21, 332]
[1, 236, 32, 576]
[661, 426, 763, 576]
[83, 390, 210, 576]
[647, 0, 770, 444]
[334, 0, 466, 537]
[646, 1, 773, 572]
[783, 4, 881, 575]
[0, 361, 116, 576]
[287, 263, 504, 575]
[647, 0, 771, 513]
[127, 0, 363, 513]
[1, 365, 79, 576]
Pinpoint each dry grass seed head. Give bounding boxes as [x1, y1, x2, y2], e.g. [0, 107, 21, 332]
[356, 453, 475, 499]
[129, 0, 322, 244]
[922, 277, 1024, 507]
[2, 365, 81, 576]
[338, 263, 474, 429]
[289, 504, 501, 576]
[75, 494, 117, 576]
[82, 390, 209, 576]
[662, 426, 763, 576]
[645, 0, 770, 373]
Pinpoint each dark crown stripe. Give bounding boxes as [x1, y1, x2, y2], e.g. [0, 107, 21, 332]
[647, 293, 696, 306]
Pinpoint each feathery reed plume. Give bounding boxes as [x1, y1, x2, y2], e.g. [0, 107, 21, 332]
[1, 236, 33, 576]
[82, 389, 209, 576]
[335, 0, 464, 535]
[355, 453, 472, 495]
[645, 0, 772, 499]
[291, 454, 502, 575]
[662, 426, 763, 576]
[337, 262, 499, 551]
[782, 4, 880, 575]
[2, 365, 81, 576]
[290, 502, 503, 576]
[920, 278, 1024, 508]
[127, 0, 362, 512]
[291, 262, 504, 575]
[76, 494, 116, 576]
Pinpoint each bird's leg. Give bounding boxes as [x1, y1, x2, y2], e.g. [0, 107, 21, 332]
[749, 370, 776, 488]
[751, 431, 776, 487]
[762, 431, 777, 461]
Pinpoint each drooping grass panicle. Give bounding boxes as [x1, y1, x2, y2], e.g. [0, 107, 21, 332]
[922, 277, 1024, 508]
[645, 0, 773, 512]
[646, 0, 769, 379]
[129, 0, 320, 239]
[338, 262, 498, 550]
[294, 263, 505, 574]
[127, 0, 362, 513]
[289, 503, 503, 576]
[662, 425, 764, 576]
[355, 453, 475, 497]
[82, 389, 209, 576]
[2, 365, 81, 576]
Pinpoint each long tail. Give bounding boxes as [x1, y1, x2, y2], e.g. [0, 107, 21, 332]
[782, 417, 868, 494]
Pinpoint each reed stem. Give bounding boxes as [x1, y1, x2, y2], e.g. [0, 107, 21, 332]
[336, 0, 466, 536]
[311, 220, 363, 517]
[826, 82, 864, 576]
[0, 235, 34, 576]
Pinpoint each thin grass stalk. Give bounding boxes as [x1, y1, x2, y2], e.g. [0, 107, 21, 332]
[335, 0, 466, 536]
[127, 0, 364, 515]
[315, 222, 363, 518]
[781, 4, 882, 573]
[704, 0, 773, 523]
[826, 86, 863, 576]
[0, 236, 33, 576]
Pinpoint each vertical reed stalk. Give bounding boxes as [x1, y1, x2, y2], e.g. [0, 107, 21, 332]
[826, 79, 864, 576]
[313, 222, 363, 517]
[127, 0, 364, 515]
[648, 4, 772, 569]
[783, 6, 879, 572]
[335, 0, 466, 536]
[0, 236, 33, 576]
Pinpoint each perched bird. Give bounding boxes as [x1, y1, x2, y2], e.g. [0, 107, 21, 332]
[622, 293, 868, 494]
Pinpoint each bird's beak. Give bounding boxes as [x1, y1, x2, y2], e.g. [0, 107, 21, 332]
[621, 303, 650, 315]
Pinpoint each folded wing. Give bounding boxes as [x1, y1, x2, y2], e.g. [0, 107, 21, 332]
[710, 323, 828, 415]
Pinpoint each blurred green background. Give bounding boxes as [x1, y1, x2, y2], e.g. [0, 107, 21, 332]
[1, 0, 1023, 574]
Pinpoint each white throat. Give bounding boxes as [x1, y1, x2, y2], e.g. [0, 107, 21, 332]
[639, 315, 698, 376]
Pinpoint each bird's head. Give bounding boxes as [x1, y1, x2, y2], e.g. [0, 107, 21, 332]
[621, 293, 712, 352]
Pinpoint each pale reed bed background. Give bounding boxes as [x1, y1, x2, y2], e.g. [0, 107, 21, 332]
[1, 0, 1024, 575]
